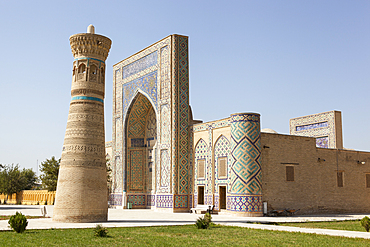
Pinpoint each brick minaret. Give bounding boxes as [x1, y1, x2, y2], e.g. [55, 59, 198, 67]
[53, 25, 112, 222]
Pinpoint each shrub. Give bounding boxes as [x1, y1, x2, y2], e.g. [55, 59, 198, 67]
[361, 216, 370, 232]
[8, 212, 28, 233]
[195, 212, 212, 229]
[94, 224, 108, 237]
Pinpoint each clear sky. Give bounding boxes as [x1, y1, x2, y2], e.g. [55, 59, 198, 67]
[0, 0, 369, 173]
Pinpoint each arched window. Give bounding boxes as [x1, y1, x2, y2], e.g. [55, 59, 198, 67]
[77, 63, 86, 80]
[90, 64, 98, 81]
[90, 65, 98, 75]
[78, 64, 86, 74]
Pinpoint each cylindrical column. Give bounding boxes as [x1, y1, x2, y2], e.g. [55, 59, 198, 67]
[53, 25, 112, 222]
[228, 113, 262, 216]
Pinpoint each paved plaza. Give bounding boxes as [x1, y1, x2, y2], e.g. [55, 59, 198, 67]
[1, 205, 370, 240]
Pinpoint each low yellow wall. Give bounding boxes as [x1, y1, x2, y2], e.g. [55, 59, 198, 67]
[0, 190, 56, 205]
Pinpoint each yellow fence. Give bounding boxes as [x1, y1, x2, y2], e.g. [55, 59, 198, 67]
[0, 190, 56, 205]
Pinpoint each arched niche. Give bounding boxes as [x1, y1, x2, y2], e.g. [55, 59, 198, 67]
[124, 93, 157, 208]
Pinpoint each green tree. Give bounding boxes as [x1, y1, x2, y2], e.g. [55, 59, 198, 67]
[39, 157, 60, 191]
[0, 164, 37, 199]
[21, 169, 37, 190]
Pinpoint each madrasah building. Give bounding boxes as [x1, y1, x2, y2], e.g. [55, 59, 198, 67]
[105, 34, 370, 217]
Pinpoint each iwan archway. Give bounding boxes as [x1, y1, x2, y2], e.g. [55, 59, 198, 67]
[110, 35, 191, 212]
[125, 93, 157, 208]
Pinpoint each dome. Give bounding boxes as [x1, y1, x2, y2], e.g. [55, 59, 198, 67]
[261, 128, 278, 134]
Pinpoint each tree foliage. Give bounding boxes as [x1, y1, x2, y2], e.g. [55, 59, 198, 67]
[0, 164, 37, 197]
[39, 156, 60, 191]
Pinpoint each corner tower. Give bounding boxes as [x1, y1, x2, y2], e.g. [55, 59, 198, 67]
[53, 25, 112, 222]
[229, 113, 262, 216]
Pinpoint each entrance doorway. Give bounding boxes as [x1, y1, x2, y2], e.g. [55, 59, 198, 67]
[198, 186, 204, 205]
[219, 186, 226, 210]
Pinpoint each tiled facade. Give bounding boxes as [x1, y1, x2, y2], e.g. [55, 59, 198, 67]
[108, 34, 370, 216]
[290, 111, 343, 149]
[111, 35, 190, 212]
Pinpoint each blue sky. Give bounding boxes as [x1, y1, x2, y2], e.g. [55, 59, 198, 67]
[0, 0, 369, 172]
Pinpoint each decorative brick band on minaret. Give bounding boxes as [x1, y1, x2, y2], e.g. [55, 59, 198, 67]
[53, 25, 112, 222]
[228, 113, 263, 216]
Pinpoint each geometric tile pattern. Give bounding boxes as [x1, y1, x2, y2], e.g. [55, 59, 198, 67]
[128, 149, 144, 192]
[127, 194, 146, 207]
[160, 150, 170, 189]
[127, 94, 152, 138]
[123, 71, 157, 115]
[122, 51, 157, 79]
[156, 195, 173, 208]
[296, 122, 328, 131]
[171, 37, 179, 194]
[113, 36, 171, 208]
[160, 46, 170, 100]
[112, 35, 190, 211]
[108, 193, 122, 206]
[290, 110, 341, 149]
[160, 104, 170, 144]
[316, 136, 329, 148]
[170, 35, 190, 197]
[227, 195, 262, 212]
[176, 36, 190, 195]
[214, 195, 219, 210]
[147, 195, 155, 206]
[214, 135, 230, 193]
[194, 139, 208, 185]
[230, 113, 262, 195]
[204, 194, 213, 206]
[194, 139, 208, 208]
[174, 195, 188, 208]
[146, 107, 157, 139]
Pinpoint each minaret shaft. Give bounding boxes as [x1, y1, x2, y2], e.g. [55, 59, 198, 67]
[53, 26, 112, 223]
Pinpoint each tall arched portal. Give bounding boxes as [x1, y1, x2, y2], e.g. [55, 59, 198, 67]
[111, 35, 191, 212]
[125, 93, 157, 208]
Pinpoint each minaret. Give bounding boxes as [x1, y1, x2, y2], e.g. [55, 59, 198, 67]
[53, 25, 112, 222]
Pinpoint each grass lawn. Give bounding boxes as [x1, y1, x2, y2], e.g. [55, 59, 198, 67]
[279, 220, 366, 232]
[1, 224, 370, 246]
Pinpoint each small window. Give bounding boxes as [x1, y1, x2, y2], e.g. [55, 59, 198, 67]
[197, 159, 205, 179]
[337, 171, 343, 187]
[286, 166, 294, 181]
[90, 65, 98, 75]
[366, 174, 370, 188]
[218, 157, 227, 179]
[78, 64, 86, 74]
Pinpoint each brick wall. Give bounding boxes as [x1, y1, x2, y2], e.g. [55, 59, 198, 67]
[261, 132, 370, 214]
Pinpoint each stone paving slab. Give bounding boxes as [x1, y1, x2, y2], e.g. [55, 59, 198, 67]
[1, 205, 370, 240]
